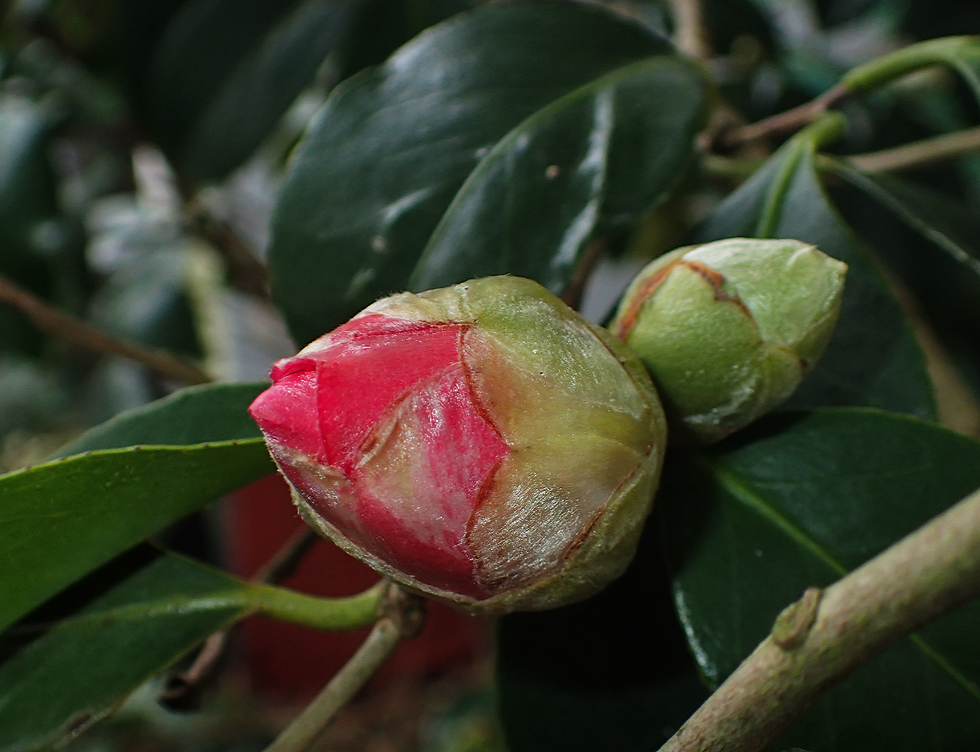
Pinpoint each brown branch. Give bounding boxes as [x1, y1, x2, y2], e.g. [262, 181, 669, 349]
[0, 273, 210, 384]
[262, 582, 426, 752]
[659, 485, 980, 752]
[846, 126, 980, 173]
[561, 238, 608, 311]
[720, 84, 851, 149]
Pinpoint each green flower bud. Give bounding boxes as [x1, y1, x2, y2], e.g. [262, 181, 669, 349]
[611, 238, 847, 444]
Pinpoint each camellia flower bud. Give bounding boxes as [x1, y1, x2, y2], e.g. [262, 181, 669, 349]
[250, 276, 666, 615]
[611, 238, 846, 444]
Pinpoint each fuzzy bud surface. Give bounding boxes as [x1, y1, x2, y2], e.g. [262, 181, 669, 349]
[250, 276, 666, 615]
[611, 238, 846, 444]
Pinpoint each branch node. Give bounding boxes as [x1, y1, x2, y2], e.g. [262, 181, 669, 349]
[378, 582, 426, 640]
[772, 586, 822, 650]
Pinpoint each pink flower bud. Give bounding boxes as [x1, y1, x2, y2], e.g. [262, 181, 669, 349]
[249, 277, 666, 615]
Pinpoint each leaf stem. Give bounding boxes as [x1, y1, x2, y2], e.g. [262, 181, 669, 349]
[262, 582, 426, 752]
[247, 579, 385, 632]
[846, 126, 980, 173]
[0, 272, 210, 384]
[658, 485, 980, 752]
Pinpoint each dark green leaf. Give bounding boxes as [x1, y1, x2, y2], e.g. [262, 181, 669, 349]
[336, 0, 475, 81]
[693, 121, 935, 418]
[662, 408, 980, 750]
[410, 56, 705, 292]
[269, 1, 703, 344]
[0, 440, 274, 632]
[0, 548, 250, 752]
[147, 0, 354, 182]
[53, 382, 266, 458]
[496, 521, 708, 752]
[824, 159, 980, 394]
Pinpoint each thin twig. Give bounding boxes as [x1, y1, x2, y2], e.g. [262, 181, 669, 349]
[669, 0, 711, 60]
[187, 200, 271, 299]
[847, 125, 980, 173]
[720, 84, 851, 148]
[263, 582, 426, 752]
[253, 527, 320, 583]
[160, 526, 321, 710]
[659, 486, 980, 752]
[561, 238, 608, 311]
[0, 272, 210, 384]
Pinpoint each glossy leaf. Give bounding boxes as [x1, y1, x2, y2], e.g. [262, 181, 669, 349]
[0, 547, 250, 752]
[269, 1, 703, 344]
[147, 0, 354, 182]
[496, 521, 708, 752]
[0, 440, 274, 632]
[53, 382, 267, 458]
[661, 408, 980, 750]
[410, 57, 705, 292]
[693, 118, 935, 418]
[824, 159, 980, 393]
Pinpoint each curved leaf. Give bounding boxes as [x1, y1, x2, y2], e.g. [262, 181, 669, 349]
[147, 0, 354, 182]
[693, 119, 935, 418]
[825, 159, 980, 395]
[661, 408, 980, 750]
[410, 56, 705, 292]
[53, 382, 267, 458]
[269, 1, 702, 344]
[0, 440, 274, 632]
[0, 548, 250, 752]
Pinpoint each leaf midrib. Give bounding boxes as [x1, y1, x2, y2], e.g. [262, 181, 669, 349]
[710, 461, 980, 705]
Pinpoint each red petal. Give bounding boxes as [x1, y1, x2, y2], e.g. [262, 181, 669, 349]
[316, 316, 465, 470]
[249, 360, 320, 460]
[347, 364, 508, 597]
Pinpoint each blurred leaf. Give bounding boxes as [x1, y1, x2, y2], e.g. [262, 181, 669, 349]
[694, 118, 935, 418]
[269, 1, 703, 344]
[496, 521, 708, 752]
[53, 381, 266, 458]
[147, 0, 355, 182]
[661, 408, 980, 750]
[0, 439, 274, 632]
[0, 96, 60, 261]
[0, 93, 60, 355]
[0, 547, 250, 752]
[825, 159, 980, 393]
[88, 244, 201, 356]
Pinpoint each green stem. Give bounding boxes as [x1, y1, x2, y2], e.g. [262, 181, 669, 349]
[754, 112, 846, 237]
[842, 35, 980, 93]
[722, 36, 980, 147]
[246, 580, 385, 631]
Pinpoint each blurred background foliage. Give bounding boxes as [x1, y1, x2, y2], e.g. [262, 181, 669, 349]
[2, 0, 980, 749]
